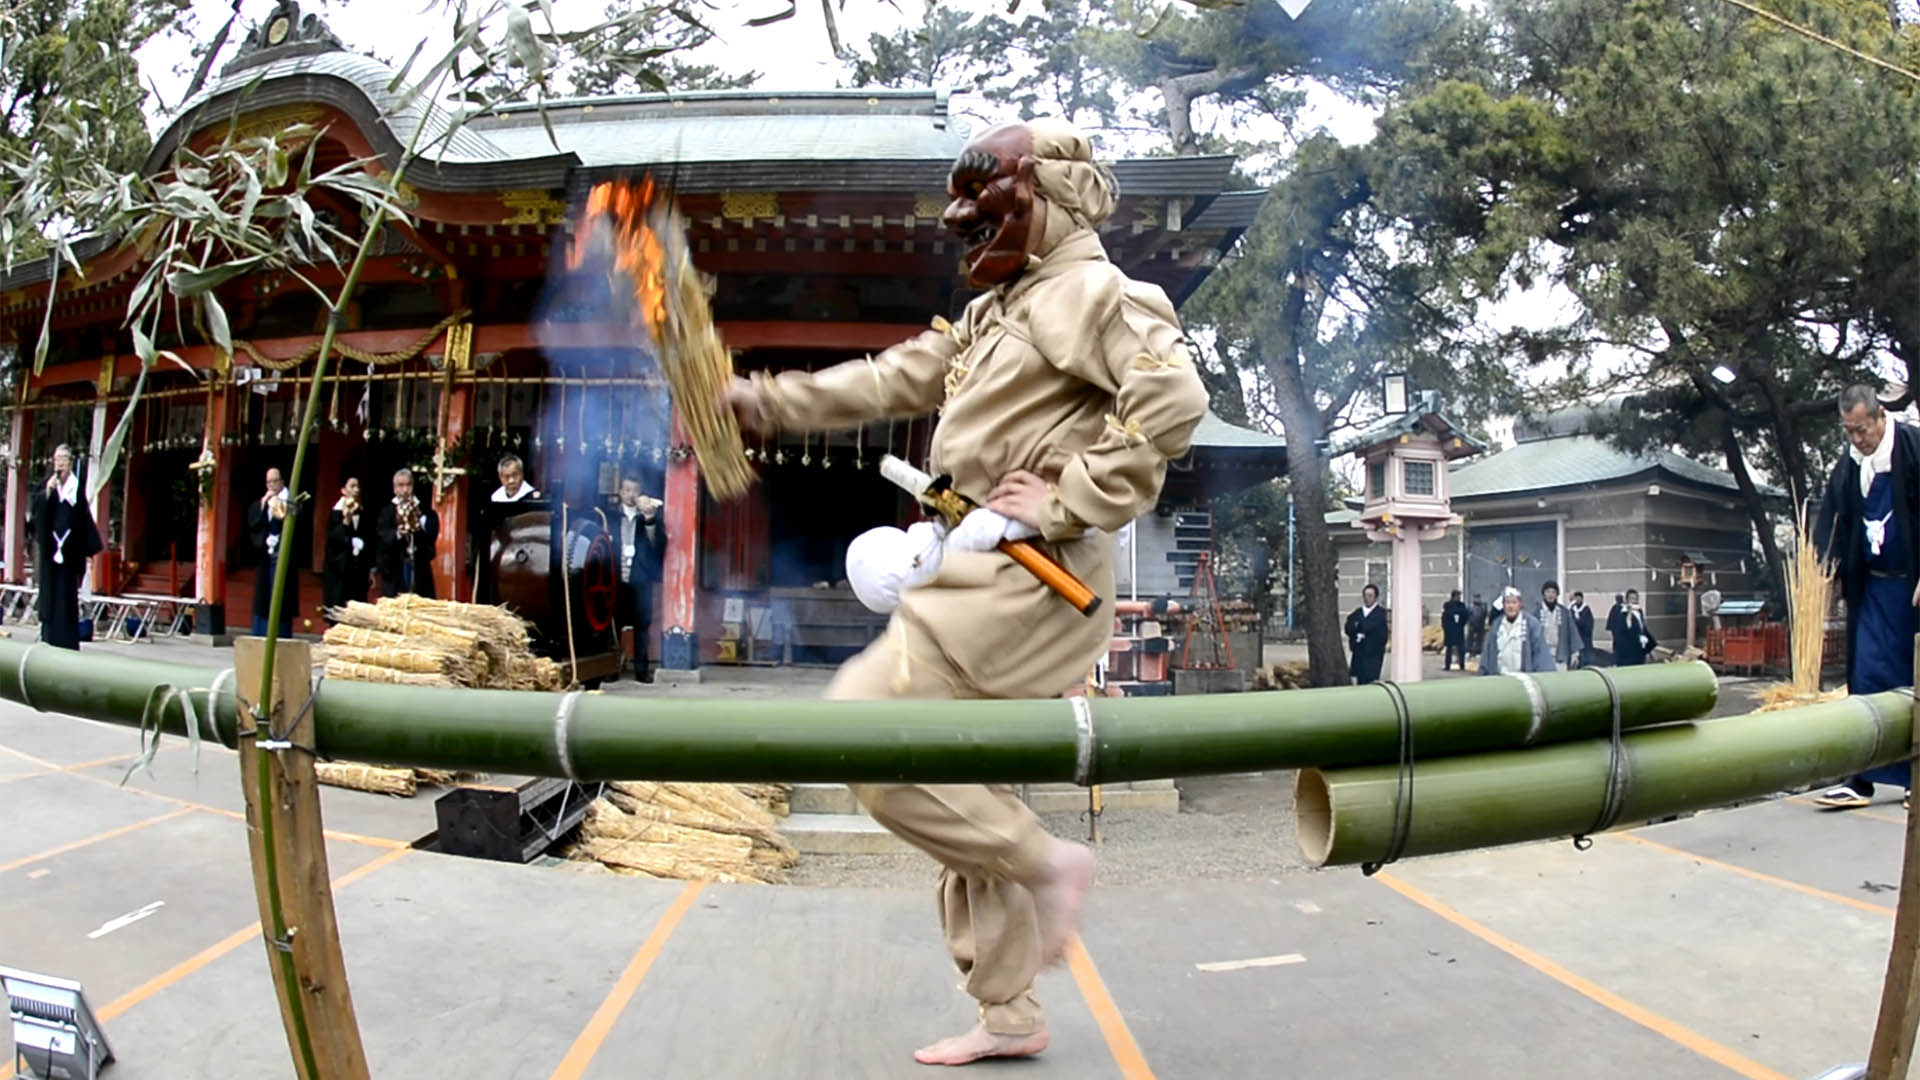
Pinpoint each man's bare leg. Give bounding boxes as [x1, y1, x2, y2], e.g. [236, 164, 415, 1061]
[1032, 836, 1095, 965]
[914, 1026, 1049, 1065]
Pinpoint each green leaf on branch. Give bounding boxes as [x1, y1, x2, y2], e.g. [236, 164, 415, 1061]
[165, 256, 264, 297]
[201, 292, 233, 357]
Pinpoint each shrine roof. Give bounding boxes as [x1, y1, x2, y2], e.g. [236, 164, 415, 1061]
[1445, 433, 1781, 500]
[1188, 409, 1285, 450]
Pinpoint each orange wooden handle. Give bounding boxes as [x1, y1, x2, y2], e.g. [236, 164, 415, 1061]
[999, 539, 1102, 617]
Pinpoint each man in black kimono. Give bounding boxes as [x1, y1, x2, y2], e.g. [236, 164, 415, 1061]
[1466, 593, 1488, 659]
[1440, 589, 1468, 671]
[323, 476, 372, 616]
[1345, 583, 1388, 684]
[1569, 590, 1597, 669]
[377, 468, 439, 598]
[247, 467, 296, 637]
[615, 475, 667, 682]
[1811, 385, 1919, 809]
[31, 444, 102, 650]
[1607, 589, 1656, 666]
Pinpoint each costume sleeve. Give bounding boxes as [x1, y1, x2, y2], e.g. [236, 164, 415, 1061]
[749, 317, 961, 433]
[1034, 281, 1210, 540]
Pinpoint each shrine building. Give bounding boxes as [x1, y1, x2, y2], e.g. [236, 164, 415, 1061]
[0, 3, 1283, 672]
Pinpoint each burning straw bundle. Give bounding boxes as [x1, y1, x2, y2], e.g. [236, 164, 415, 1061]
[566, 780, 798, 884]
[569, 176, 754, 501]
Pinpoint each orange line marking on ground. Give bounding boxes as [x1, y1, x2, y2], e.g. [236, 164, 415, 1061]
[0, 807, 194, 875]
[549, 880, 706, 1080]
[1620, 832, 1894, 917]
[19, 754, 410, 851]
[0, 742, 58, 769]
[0, 748, 166, 785]
[1786, 795, 1911, 827]
[1066, 935, 1156, 1079]
[91, 846, 411, 1023]
[1376, 872, 1792, 1080]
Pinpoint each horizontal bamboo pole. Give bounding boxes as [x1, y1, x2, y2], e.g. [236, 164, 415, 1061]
[1296, 689, 1915, 867]
[0, 640, 1716, 784]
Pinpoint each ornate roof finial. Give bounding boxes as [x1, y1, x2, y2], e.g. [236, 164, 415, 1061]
[225, 1, 346, 75]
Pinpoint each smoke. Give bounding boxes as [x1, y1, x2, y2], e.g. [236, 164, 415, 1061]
[527, 188, 676, 501]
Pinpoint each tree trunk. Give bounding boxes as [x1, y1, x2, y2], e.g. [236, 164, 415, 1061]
[1264, 282, 1348, 687]
[1743, 360, 1814, 511]
[1158, 64, 1260, 156]
[1715, 412, 1787, 599]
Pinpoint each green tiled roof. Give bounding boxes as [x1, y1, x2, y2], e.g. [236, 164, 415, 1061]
[1189, 410, 1285, 451]
[1446, 434, 1774, 499]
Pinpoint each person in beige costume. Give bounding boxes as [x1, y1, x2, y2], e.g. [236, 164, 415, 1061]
[724, 119, 1209, 1066]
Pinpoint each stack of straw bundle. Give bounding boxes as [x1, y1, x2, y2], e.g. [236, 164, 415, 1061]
[566, 780, 797, 884]
[314, 595, 568, 795]
[322, 596, 566, 692]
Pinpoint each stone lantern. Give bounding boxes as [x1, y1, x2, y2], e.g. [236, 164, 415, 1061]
[1336, 380, 1485, 684]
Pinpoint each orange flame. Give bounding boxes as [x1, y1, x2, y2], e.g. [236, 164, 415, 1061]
[568, 175, 670, 335]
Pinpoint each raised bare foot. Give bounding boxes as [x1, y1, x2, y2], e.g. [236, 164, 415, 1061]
[1031, 837, 1095, 966]
[914, 1023, 1049, 1065]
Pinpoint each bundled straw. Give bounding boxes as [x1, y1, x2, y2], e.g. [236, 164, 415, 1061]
[570, 177, 754, 500]
[564, 781, 798, 884]
[1786, 507, 1834, 697]
[315, 763, 417, 797]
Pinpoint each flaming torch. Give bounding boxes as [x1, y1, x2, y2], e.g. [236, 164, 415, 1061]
[564, 175, 755, 500]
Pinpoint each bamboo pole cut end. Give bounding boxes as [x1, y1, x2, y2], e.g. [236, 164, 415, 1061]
[1294, 769, 1333, 867]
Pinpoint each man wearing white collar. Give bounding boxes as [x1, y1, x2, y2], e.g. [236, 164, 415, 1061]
[490, 454, 540, 503]
[1344, 583, 1388, 684]
[247, 467, 297, 637]
[31, 444, 102, 649]
[615, 475, 666, 682]
[323, 477, 372, 616]
[378, 468, 440, 598]
[1812, 384, 1917, 810]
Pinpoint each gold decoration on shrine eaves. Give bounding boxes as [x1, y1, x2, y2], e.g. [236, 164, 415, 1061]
[442, 322, 474, 373]
[226, 105, 326, 147]
[721, 191, 779, 220]
[914, 193, 949, 220]
[499, 190, 567, 226]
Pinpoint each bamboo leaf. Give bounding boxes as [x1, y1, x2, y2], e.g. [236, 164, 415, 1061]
[746, 0, 797, 26]
[89, 365, 147, 506]
[32, 275, 56, 374]
[201, 292, 233, 357]
[165, 256, 263, 297]
[131, 321, 157, 366]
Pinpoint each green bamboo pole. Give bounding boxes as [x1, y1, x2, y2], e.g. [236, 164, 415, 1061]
[0, 640, 1715, 782]
[1296, 689, 1915, 867]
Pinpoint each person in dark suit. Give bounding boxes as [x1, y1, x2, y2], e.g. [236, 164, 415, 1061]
[615, 475, 667, 682]
[1440, 589, 1468, 671]
[1466, 593, 1488, 659]
[1345, 583, 1388, 684]
[30, 444, 103, 650]
[1568, 590, 1596, 668]
[247, 467, 295, 637]
[323, 476, 372, 616]
[1811, 384, 1920, 809]
[1606, 588, 1655, 666]
[377, 468, 439, 598]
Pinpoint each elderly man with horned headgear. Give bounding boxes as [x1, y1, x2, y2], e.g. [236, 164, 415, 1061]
[723, 119, 1209, 1066]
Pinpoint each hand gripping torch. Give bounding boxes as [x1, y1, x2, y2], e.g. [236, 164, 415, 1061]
[879, 454, 1102, 617]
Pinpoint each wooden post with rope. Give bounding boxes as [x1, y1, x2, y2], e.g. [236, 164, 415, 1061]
[1861, 633, 1920, 1078]
[235, 637, 372, 1080]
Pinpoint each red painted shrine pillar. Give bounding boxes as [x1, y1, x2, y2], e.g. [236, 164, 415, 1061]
[3, 403, 29, 585]
[193, 382, 233, 637]
[433, 378, 474, 601]
[660, 407, 701, 678]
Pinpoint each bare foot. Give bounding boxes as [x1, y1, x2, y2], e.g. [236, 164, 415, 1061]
[1031, 837, 1095, 966]
[914, 1023, 1049, 1065]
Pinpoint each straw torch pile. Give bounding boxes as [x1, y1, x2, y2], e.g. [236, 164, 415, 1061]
[567, 175, 755, 500]
[1760, 509, 1842, 712]
[566, 781, 798, 884]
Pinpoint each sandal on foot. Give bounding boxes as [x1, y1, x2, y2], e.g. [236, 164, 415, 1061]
[1812, 786, 1873, 809]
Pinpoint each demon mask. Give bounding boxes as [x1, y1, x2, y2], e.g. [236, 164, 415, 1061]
[942, 125, 1041, 289]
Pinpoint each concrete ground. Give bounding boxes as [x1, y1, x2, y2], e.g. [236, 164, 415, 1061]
[0, 632, 1903, 1079]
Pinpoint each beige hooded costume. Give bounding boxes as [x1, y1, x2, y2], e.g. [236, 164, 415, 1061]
[747, 121, 1209, 1036]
